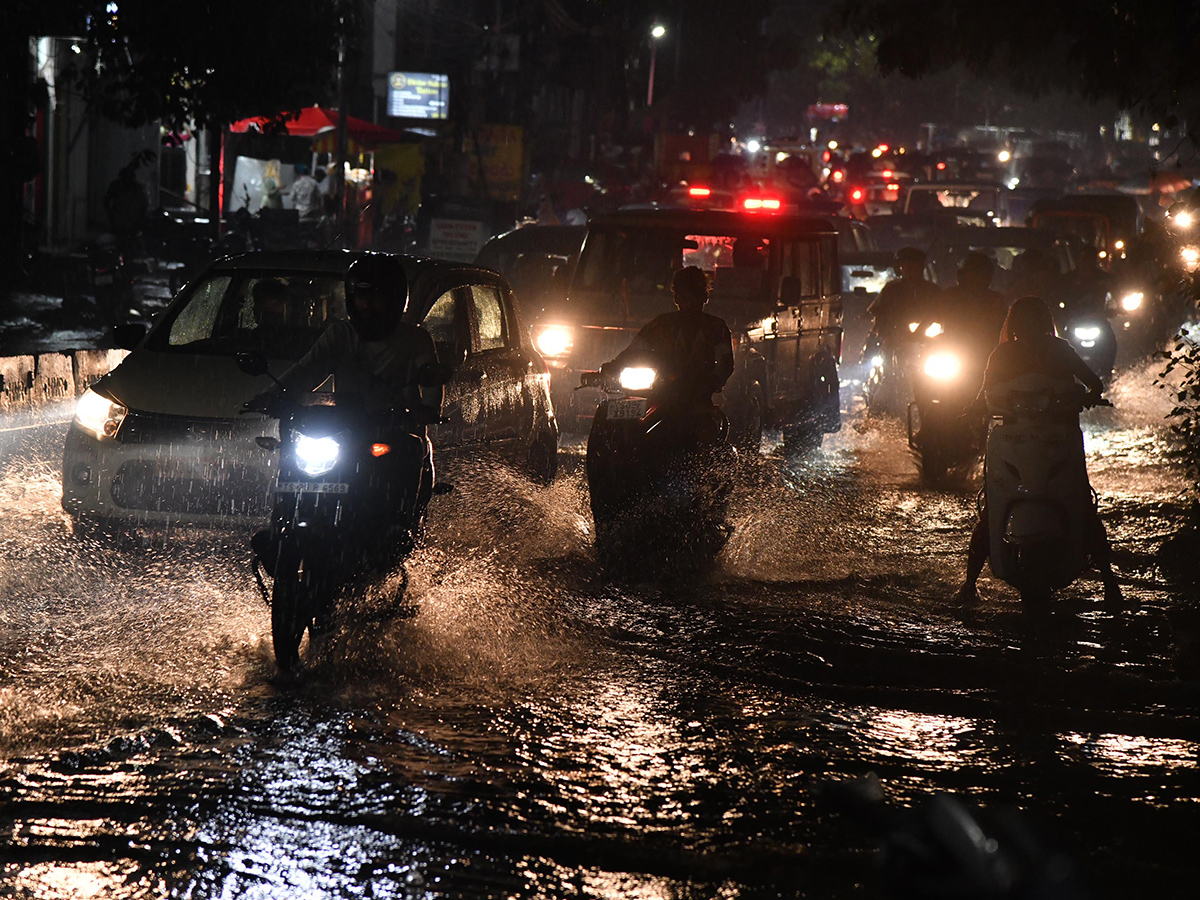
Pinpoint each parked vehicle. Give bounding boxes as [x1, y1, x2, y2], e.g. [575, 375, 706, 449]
[985, 375, 1111, 607]
[238, 358, 451, 672]
[907, 323, 986, 480]
[581, 352, 734, 569]
[62, 251, 558, 528]
[537, 208, 844, 451]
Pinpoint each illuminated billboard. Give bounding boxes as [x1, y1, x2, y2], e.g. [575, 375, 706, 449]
[387, 71, 449, 120]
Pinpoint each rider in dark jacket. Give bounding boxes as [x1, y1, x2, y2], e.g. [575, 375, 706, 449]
[620, 265, 735, 405]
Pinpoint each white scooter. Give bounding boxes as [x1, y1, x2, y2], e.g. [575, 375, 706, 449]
[984, 374, 1109, 607]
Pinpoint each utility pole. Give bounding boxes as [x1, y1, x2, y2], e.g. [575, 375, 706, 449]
[334, 16, 350, 248]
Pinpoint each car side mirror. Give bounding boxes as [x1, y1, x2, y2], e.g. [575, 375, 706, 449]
[235, 351, 271, 377]
[113, 323, 147, 351]
[417, 360, 455, 387]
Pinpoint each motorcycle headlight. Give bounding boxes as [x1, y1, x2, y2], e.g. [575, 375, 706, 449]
[1073, 325, 1103, 342]
[533, 324, 573, 358]
[1182, 246, 1200, 271]
[618, 366, 657, 391]
[1120, 291, 1144, 312]
[1175, 211, 1194, 229]
[923, 321, 944, 338]
[869, 355, 884, 369]
[294, 434, 340, 477]
[923, 351, 962, 381]
[74, 388, 128, 440]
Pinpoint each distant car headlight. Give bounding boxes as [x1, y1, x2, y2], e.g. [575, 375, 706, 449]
[534, 324, 573, 358]
[618, 366, 657, 391]
[923, 351, 962, 381]
[923, 321, 944, 338]
[1073, 325, 1102, 342]
[294, 434, 340, 477]
[74, 388, 128, 440]
[1182, 246, 1200, 271]
[1120, 291, 1144, 312]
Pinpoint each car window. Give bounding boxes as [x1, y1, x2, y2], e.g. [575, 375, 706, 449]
[423, 290, 458, 344]
[169, 275, 231, 345]
[782, 240, 820, 297]
[821, 236, 839, 294]
[469, 284, 507, 351]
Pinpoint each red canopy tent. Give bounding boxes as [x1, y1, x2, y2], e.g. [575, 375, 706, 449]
[229, 106, 414, 151]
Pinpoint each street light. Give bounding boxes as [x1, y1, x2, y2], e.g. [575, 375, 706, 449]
[647, 24, 666, 107]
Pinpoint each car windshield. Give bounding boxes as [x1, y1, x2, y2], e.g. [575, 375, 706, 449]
[147, 270, 347, 358]
[575, 226, 772, 319]
[909, 187, 1000, 213]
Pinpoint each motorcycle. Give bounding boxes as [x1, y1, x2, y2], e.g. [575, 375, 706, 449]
[1061, 309, 1118, 386]
[984, 375, 1109, 607]
[88, 234, 134, 325]
[237, 352, 451, 672]
[907, 321, 987, 481]
[580, 352, 734, 570]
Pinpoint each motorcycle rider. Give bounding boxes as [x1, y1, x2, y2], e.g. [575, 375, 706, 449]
[618, 265, 734, 414]
[954, 296, 1121, 605]
[935, 252, 1009, 367]
[868, 247, 942, 347]
[248, 254, 444, 569]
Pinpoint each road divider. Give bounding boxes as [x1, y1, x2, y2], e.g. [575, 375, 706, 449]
[0, 349, 128, 412]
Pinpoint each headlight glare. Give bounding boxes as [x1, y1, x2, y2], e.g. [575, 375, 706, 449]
[1073, 325, 1102, 342]
[74, 388, 128, 440]
[534, 325, 573, 358]
[294, 434, 340, 476]
[618, 366, 657, 391]
[923, 351, 962, 381]
[1120, 291, 1144, 312]
[923, 321, 944, 338]
[1182, 246, 1200, 271]
[869, 355, 884, 369]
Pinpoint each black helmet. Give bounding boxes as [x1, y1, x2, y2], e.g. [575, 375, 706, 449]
[671, 265, 709, 302]
[345, 254, 408, 337]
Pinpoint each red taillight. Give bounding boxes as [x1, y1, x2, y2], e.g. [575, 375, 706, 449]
[371, 443, 391, 457]
[687, 186, 712, 197]
[742, 196, 782, 211]
[850, 188, 865, 202]
[881, 169, 893, 178]
[831, 170, 845, 183]
[887, 183, 900, 191]
[936, 161, 947, 170]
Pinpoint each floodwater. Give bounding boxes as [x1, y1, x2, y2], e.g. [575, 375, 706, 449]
[1, 362, 1198, 899]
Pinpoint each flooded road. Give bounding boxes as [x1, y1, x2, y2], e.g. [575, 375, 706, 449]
[2, 363, 1198, 899]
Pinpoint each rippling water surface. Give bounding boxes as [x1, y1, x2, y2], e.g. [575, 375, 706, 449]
[2, 367, 1199, 898]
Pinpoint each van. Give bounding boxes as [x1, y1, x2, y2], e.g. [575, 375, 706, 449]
[531, 208, 843, 450]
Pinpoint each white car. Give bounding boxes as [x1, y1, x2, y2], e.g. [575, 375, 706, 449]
[62, 251, 559, 526]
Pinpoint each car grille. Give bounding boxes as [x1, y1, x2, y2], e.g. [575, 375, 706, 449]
[110, 459, 273, 517]
[116, 412, 250, 445]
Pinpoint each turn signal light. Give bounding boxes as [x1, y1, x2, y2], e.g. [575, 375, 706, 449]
[371, 443, 391, 457]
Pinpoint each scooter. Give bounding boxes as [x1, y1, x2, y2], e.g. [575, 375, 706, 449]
[907, 322, 986, 481]
[580, 352, 734, 570]
[984, 374, 1109, 607]
[237, 352, 450, 672]
[1062, 310, 1117, 385]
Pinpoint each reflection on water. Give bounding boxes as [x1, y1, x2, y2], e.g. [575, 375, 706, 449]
[2, 364, 1199, 897]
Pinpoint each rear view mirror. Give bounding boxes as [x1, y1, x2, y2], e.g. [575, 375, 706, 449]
[235, 351, 271, 377]
[417, 360, 455, 387]
[113, 323, 147, 351]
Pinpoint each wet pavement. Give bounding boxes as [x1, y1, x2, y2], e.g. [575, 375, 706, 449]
[1, 366, 1199, 898]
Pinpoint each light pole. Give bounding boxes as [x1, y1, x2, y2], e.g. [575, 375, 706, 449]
[646, 23, 666, 107]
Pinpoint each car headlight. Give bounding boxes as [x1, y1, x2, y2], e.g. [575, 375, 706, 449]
[1175, 211, 1194, 229]
[869, 355, 884, 369]
[923, 321, 943, 338]
[74, 388, 128, 440]
[1073, 325, 1102, 342]
[618, 366, 657, 391]
[1182, 246, 1200, 271]
[294, 434, 340, 477]
[923, 351, 961, 381]
[1120, 291, 1144, 312]
[534, 324, 573, 358]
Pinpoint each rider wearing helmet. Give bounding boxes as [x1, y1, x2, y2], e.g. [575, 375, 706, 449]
[868, 247, 941, 347]
[619, 265, 735, 406]
[274, 253, 443, 419]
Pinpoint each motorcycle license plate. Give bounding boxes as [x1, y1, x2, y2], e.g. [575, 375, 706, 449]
[94, 274, 114, 285]
[610, 398, 647, 420]
[277, 481, 350, 494]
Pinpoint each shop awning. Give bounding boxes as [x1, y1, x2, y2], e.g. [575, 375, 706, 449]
[229, 106, 417, 151]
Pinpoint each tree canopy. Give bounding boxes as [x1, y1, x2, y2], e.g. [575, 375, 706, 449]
[831, 0, 1200, 133]
[65, 0, 351, 129]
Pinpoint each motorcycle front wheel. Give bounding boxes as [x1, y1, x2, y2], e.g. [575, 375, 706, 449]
[271, 544, 316, 672]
